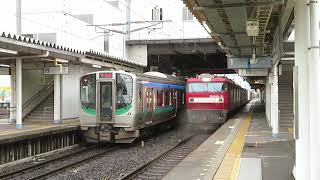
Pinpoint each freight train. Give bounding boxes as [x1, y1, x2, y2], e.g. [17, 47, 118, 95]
[186, 74, 252, 129]
[79, 71, 185, 143]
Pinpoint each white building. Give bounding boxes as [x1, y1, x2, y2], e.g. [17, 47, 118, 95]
[0, 0, 210, 68]
[0, 0, 127, 58]
[129, 0, 210, 40]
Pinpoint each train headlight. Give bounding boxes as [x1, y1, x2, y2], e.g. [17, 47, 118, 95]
[218, 96, 224, 103]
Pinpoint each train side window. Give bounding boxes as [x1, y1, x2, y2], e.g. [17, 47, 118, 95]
[157, 90, 164, 107]
[164, 90, 170, 106]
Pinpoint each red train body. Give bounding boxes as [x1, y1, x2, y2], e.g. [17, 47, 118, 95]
[186, 76, 250, 127]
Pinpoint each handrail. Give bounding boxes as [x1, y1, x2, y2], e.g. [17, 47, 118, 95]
[22, 79, 54, 110]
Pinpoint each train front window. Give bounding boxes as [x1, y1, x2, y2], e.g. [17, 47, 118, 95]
[207, 82, 227, 92]
[187, 83, 206, 92]
[116, 73, 133, 110]
[187, 82, 227, 92]
[80, 74, 96, 113]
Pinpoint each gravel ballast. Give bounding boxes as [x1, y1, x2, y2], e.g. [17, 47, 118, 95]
[48, 126, 211, 180]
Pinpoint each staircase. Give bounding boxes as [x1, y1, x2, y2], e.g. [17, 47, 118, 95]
[24, 94, 53, 122]
[278, 62, 294, 128]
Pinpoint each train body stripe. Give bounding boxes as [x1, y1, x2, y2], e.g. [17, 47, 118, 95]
[141, 81, 185, 90]
[115, 105, 132, 115]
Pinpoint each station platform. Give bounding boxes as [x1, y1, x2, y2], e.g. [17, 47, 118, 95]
[0, 119, 80, 144]
[164, 100, 295, 180]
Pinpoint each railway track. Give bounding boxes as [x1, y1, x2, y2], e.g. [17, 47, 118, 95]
[0, 144, 118, 180]
[120, 133, 210, 180]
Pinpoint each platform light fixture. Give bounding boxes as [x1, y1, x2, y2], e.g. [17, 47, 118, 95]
[55, 58, 69, 63]
[202, 21, 212, 34]
[0, 48, 17, 55]
[92, 64, 102, 68]
[0, 64, 10, 67]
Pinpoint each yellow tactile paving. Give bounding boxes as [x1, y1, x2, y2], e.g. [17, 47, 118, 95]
[0, 120, 80, 136]
[213, 112, 253, 180]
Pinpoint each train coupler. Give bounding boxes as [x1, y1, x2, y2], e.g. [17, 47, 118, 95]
[99, 125, 117, 142]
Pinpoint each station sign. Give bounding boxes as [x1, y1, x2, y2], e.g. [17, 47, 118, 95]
[44, 67, 69, 75]
[0, 67, 9, 75]
[238, 69, 268, 77]
[228, 56, 271, 69]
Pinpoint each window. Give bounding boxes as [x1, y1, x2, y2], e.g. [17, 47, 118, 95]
[164, 90, 171, 106]
[187, 83, 206, 92]
[105, 0, 120, 9]
[80, 74, 96, 111]
[207, 83, 227, 92]
[116, 73, 133, 110]
[182, 7, 193, 21]
[152, 6, 163, 21]
[187, 82, 227, 92]
[75, 14, 93, 24]
[157, 90, 164, 106]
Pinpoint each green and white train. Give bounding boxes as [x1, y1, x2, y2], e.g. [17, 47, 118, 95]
[79, 70, 185, 143]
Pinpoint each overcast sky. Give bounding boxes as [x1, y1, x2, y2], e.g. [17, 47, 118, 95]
[0, 75, 10, 87]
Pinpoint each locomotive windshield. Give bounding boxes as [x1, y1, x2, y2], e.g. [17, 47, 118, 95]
[187, 82, 227, 92]
[80, 74, 96, 114]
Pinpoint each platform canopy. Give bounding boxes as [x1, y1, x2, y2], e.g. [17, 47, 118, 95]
[0, 32, 144, 70]
[183, 0, 294, 57]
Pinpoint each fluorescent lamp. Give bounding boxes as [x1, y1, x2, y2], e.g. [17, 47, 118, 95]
[55, 58, 69, 63]
[0, 64, 10, 67]
[0, 48, 17, 55]
[92, 64, 101, 68]
[202, 21, 212, 34]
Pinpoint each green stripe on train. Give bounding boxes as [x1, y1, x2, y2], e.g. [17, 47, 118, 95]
[82, 105, 174, 116]
[81, 105, 96, 115]
[139, 106, 176, 116]
[115, 105, 132, 115]
[154, 106, 175, 113]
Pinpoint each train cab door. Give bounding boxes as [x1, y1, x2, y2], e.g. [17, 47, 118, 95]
[97, 80, 115, 124]
[143, 88, 154, 124]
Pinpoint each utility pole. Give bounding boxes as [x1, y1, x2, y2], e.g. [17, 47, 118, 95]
[16, 0, 21, 35]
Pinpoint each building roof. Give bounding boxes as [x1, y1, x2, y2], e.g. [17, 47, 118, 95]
[0, 32, 145, 67]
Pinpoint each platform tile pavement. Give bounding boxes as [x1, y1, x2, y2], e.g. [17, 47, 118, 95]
[0, 119, 80, 139]
[240, 103, 295, 180]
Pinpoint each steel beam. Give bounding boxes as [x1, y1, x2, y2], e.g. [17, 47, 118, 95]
[194, 0, 284, 10]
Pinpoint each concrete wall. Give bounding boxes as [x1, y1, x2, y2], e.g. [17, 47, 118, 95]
[127, 45, 147, 66]
[265, 75, 271, 125]
[61, 64, 113, 119]
[22, 68, 50, 105]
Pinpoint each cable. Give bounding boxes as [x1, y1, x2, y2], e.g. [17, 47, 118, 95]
[118, 0, 210, 52]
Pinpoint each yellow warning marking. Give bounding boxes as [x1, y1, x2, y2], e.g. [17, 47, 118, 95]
[213, 112, 253, 180]
[288, 127, 293, 133]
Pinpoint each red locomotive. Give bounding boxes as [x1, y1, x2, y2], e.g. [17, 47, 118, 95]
[186, 74, 251, 128]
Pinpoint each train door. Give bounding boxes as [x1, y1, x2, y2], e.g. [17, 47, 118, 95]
[97, 80, 115, 124]
[143, 88, 154, 124]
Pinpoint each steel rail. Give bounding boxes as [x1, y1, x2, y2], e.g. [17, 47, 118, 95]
[120, 135, 195, 180]
[0, 144, 101, 179]
[28, 146, 119, 180]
